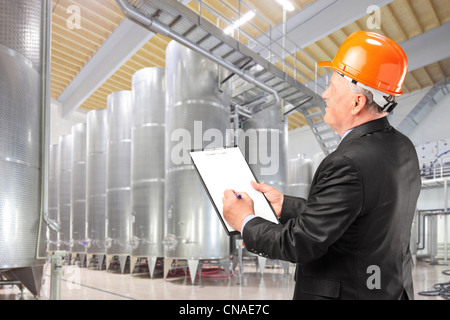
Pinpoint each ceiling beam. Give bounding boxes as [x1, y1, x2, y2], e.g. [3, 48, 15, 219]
[288, 0, 394, 47]
[58, 0, 193, 118]
[399, 21, 450, 71]
[252, 0, 394, 61]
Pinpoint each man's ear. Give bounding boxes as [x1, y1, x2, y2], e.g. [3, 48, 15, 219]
[351, 94, 367, 115]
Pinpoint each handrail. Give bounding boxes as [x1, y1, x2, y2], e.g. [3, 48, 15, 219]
[191, 0, 323, 88]
[420, 154, 450, 180]
[115, 0, 280, 104]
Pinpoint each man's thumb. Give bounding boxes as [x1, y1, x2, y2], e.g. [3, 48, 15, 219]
[251, 180, 270, 192]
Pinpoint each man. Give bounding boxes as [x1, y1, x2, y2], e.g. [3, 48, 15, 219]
[223, 31, 421, 300]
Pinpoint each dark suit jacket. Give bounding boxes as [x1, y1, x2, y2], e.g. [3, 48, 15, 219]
[243, 117, 421, 300]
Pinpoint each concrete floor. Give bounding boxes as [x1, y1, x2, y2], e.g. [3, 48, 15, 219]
[1, 258, 449, 300]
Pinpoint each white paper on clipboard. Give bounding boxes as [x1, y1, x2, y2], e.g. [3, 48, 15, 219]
[189, 147, 279, 235]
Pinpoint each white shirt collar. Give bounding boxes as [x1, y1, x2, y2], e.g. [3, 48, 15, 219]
[339, 128, 354, 144]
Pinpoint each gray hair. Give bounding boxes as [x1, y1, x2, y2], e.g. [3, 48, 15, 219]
[346, 81, 384, 115]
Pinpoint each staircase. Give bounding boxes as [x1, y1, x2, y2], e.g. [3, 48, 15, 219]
[115, 0, 340, 154]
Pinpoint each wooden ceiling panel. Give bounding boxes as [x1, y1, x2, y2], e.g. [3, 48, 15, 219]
[380, 4, 408, 42]
[60, 0, 124, 30]
[438, 57, 450, 77]
[411, 68, 435, 89]
[288, 113, 308, 131]
[51, 13, 110, 44]
[50, 0, 124, 100]
[410, 0, 440, 31]
[432, 0, 450, 25]
[425, 64, 443, 85]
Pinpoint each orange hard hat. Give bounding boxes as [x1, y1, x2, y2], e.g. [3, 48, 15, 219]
[318, 31, 408, 96]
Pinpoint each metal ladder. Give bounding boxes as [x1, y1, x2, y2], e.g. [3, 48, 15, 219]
[115, 0, 340, 154]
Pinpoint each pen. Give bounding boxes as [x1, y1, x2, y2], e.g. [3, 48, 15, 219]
[235, 194, 242, 199]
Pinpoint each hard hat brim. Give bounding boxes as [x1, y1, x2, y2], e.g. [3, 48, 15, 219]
[317, 60, 332, 68]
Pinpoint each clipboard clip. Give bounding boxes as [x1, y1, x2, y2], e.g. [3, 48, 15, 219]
[198, 146, 229, 156]
[205, 150, 227, 156]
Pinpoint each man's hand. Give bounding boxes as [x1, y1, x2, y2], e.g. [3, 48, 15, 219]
[222, 190, 254, 232]
[222, 182, 284, 232]
[250, 181, 284, 218]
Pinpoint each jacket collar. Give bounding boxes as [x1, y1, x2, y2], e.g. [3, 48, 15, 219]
[338, 116, 391, 148]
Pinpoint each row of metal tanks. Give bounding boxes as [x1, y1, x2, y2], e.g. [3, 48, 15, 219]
[0, 0, 315, 297]
[47, 40, 316, 285]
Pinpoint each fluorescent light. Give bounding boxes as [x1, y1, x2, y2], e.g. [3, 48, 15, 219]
[224, 26, 234, 35]
[236, 11, 256, 27]
[275, 0, 295, 12]
[224, 11, 256, 35]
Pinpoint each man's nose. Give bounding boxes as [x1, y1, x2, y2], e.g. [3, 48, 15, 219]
[322, 87, 329, 100]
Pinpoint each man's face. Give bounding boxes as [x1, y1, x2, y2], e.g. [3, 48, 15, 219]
[322, 71, 355, 136]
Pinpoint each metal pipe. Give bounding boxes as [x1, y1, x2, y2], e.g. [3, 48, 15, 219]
[282, 6, 286, 73]
[0, 280, 22, 285]
[50, 251, 68, 300]
[417, 210, 450, 252]
[233, 108, 240, 145]
[36, 0, 52, 260]
[416, 209, 441, 250]
[43, 212, 60, 232]
[237, 110, 252, 118]
[115, 0, 280, 104]
[283, 96, 313, 115]
[444, 179, 448, 264]
[294, 45, 297, 81]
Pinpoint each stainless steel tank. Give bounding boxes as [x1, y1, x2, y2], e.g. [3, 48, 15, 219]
[130, 68, 165, 277]
[86, 109, 108, 269]
[312, 152, 325, 178]
[105, 91, 133, 273]
[70, 123, 87, 262]
[47, 144, 59, 253]
[164, 41, 230, 282]
[238, 104, 288, 273]
[58, 134, 72, 252]
[287, 156, 313, 198]
[0, 0, 50, 296]
[240, 104, 288, 193]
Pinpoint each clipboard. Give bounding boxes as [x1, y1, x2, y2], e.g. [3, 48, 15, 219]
[189, 146, 279, 236]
